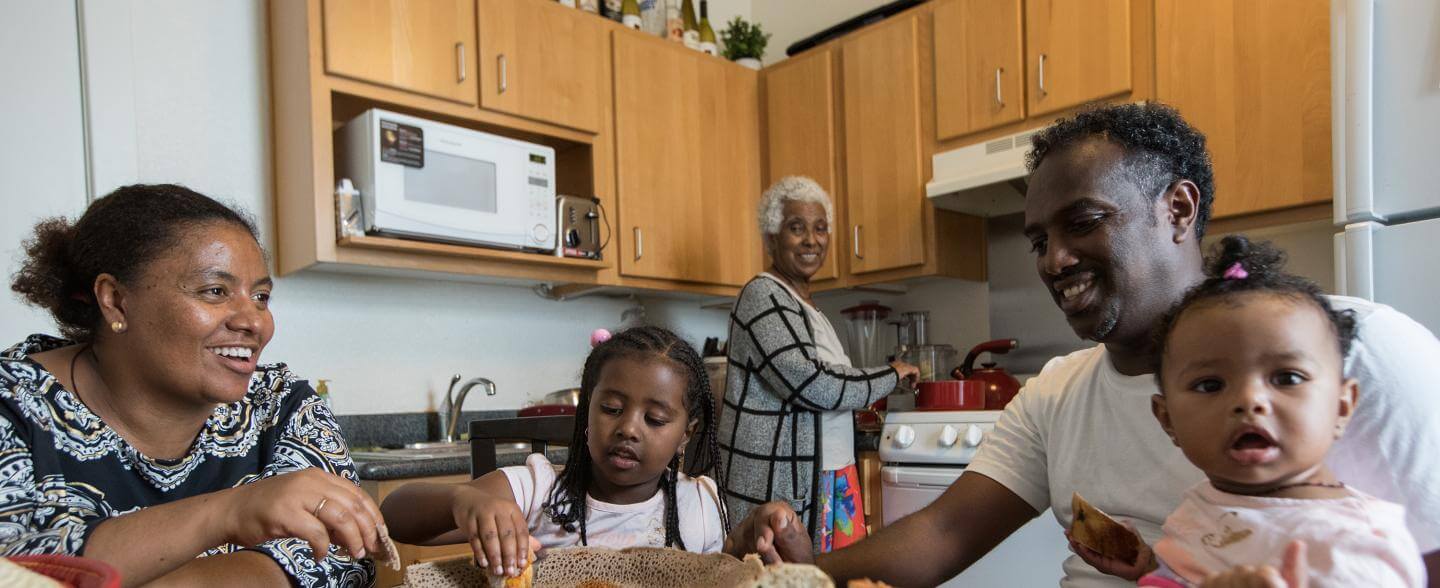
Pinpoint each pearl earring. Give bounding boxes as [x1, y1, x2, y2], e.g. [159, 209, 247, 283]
[110, 321, 125, 333]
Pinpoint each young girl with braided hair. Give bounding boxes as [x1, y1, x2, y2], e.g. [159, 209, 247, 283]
[1072, 236, 1424, 587]
[382, 326, 730, 580]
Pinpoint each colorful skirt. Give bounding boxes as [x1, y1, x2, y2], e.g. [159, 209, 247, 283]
[818, 463, 867, 552]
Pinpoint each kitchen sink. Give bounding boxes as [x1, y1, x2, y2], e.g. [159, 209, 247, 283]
[349, 441, 532, 462]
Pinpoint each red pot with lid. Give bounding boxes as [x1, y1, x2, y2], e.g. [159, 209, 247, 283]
[915, 380, 986, 411]
[951, 339, 1022, 410]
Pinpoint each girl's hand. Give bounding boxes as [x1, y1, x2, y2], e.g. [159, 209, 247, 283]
[1199, 541, 1308, 588]
[222, 468, 385, 562]
[724, 502, 811, 564]
[1065, 521, 1156, 581]
[451, 484, 532, 577]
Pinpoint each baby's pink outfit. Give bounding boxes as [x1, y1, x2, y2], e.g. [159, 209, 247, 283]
[1142, 482, 1424, 587]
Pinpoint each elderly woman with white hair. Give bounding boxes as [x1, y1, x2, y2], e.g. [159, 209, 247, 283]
[718, 176, 918, 554]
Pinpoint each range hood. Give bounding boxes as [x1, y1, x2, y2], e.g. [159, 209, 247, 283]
[926, 128, 1040, 217]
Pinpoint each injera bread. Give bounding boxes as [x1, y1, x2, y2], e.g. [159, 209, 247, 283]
[1070, 492, 1142, 564]
[404, 546, 834, 588]
[0, 558, 62, 588]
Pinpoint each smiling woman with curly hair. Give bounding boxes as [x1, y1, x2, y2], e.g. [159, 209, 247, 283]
[4, 184, 384, 587]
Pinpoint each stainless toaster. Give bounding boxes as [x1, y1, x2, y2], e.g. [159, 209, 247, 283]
[555, 195, 602, 260]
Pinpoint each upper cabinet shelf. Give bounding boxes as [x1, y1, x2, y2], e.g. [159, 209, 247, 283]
[476, 0, 608, 133]
[1023, 0, 1132, 118]
[272, 0, 1329, 295]
[932, 0, 1138, 143]
[322, 0, 480, 105]
[928, 0, 1327, 220]
[272, 0, 617, 288]
[1154, 0, 1332, 218]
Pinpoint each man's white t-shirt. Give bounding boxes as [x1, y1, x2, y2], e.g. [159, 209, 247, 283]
[966, 296, 1440, 587]
[502, 453, 727, 553]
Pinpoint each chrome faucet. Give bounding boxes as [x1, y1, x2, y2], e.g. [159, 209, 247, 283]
[443, 375, 497, 443]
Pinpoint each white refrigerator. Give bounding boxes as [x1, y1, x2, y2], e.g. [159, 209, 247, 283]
[1332, 0, 1440, 333]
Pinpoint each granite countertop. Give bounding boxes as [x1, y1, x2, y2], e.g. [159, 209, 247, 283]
[354, 447, 569, 481]
[343, 413, 880, 481]
[339, 411, 574, 481]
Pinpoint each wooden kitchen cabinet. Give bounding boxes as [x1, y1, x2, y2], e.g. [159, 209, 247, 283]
[857, 450, 884, 533]
[362, 473, 473, 588]
[933, 0, 1026, 141]
[699, 64, 766, 287]
[322, 0, 478, 105]
[1024, 0, 1132, 118]
[1155, 0, 1331, 219]
[477, 0, 608, 133]
[613, 32, 763, 287]
[763, 47, 843, 284]
[841, 12, 928, 275]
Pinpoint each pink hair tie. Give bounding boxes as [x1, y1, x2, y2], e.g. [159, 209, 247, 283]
[1223, 262, 1249, 280]
[590, 328, 612, 348]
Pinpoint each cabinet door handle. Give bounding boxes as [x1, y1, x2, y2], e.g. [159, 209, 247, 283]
[498, 54, 508, 94]
[634, 227, 643, 261]
[995, 67, 1004, 107]
[1038, 53, 1047, 96]
[456, 42, 467, 82]
[853, 225, 864, 260]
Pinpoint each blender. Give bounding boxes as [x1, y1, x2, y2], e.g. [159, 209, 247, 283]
[899, 311, 958, 382]
[840, 300, 892, 367]
[841, 300, 893, 425]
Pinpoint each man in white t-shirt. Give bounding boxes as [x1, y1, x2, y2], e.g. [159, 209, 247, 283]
[724, 103, 1440, 587]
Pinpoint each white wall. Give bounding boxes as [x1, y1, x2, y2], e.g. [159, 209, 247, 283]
[0, 0, 90, 337]
[703, 0, 751, 48]
[751, 0, 893, 64]
[2, 0, 732, 415]
[1214, 220, 1335, 294]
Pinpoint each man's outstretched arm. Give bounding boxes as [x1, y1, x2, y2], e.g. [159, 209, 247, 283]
[814, 471, 1039, 586]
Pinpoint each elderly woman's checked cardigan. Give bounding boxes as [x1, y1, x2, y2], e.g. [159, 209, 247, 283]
[717, 276, 898, 545]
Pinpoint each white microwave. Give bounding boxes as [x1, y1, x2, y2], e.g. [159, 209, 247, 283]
[336, 108, 556, 252]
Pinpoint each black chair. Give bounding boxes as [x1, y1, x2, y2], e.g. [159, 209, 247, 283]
[469, 415, 575, 478]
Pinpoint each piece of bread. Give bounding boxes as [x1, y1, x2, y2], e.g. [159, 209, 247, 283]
[488, 547, 535, 588]
[376, 525, 401, 571]
[403, 547, 833, 587]
[500, 559, 534, 588]
[0, 558, 62, 588]
[739, 562, 834, 588]
[1070, 492, 1141, 564]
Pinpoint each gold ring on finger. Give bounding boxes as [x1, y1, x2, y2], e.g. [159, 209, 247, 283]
[313, 497, 328, 518]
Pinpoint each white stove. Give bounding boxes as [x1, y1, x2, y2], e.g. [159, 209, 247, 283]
[878, 409, 1001, 465]
[877, 409, 1068, 587]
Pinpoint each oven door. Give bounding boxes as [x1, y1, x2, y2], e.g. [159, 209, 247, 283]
[881, 465, 1068, 587]
[371, 123, 541, 250]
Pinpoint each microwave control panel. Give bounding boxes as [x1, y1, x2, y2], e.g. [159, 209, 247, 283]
[525, 152, 557, 250]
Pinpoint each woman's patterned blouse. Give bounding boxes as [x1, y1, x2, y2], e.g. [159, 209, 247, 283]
[0, 335, 374, 587]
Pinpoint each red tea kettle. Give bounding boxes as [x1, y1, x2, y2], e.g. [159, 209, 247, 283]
[952, 339, 1022, 410]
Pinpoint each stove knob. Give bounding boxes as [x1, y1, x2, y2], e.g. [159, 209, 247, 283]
[893, 425, 916, 449]
[963, 424, 985, 448]
[938, 425, 959, 447]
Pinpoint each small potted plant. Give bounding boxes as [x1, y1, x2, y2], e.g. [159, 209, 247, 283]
[720, 16, 769, 69]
